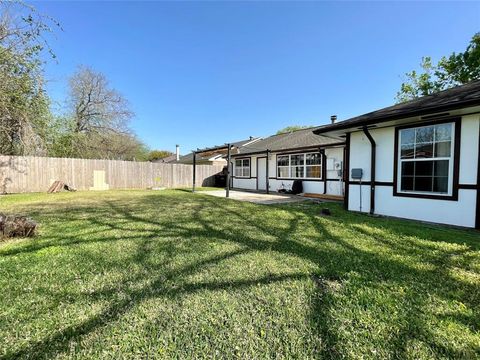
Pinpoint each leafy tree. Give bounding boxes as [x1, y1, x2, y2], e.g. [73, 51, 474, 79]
[276, 125, 310, 135]
[147, 150, 174, 162]
[0, 0, 58, 155]
[397, 33, 480, 103]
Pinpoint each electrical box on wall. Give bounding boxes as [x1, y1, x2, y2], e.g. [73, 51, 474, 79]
[351, 168, 363, 180]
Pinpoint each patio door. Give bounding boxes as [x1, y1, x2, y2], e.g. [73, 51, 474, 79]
[257, 157, 267, 191]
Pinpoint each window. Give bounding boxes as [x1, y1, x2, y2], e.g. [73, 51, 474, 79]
[276, 152, 322, 179]
[398, 123, 454, 195]
[234, 158, 250, 177]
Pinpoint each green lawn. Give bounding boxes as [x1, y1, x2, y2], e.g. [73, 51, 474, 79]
[0, 190, 479, 359]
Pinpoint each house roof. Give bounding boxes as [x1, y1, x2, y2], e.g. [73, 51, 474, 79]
[234, 127, 343, 156]
[178, 152, 225, 163]
[313, 80, 480, 134]
[178, 137, 261, 163]
[151, 154, 178, 163]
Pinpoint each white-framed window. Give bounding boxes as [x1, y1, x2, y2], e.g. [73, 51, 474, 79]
[234, 158, 250, 177]
[276, 152, 322, 179]
[397, 122, 454, 195]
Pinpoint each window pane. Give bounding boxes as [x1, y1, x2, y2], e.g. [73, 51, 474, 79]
[401, 144, 415, 159]
[235, 159, 242, 167]
[235, 168, 241, 176]
[306, 166, 321, 178]
[415, 161, 433, 176]
[401, 176, 413, 191]
[398, 123, 453, 195]
[401, 176, 414, 191]
[401, 161, 414, 176]
[401, 128, 415, 145]
[291, 155, 304, 166]
[415, 143, 434, 158]
[416, 126, 434, 143]
[435, 124, 452, 141]
[433, 177, 448, 193]
[306, 153, 321, 165]
[278, 167, 289, 178]
[291, 166, 304, 178]
[242, 159, 250, 167]
[434, 160, 449, 177]
[277, 156, 289, 166]
[434, 141, 451, 157]
[243, 168, 250, 177]
[414, 176, 433, 192]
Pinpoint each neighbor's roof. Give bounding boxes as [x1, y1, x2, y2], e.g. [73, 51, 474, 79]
[151, 154, 178, 163]
[234, 127, 342, 156]
[314, 80, 480, 134]
[178, 152, 224, 163]
[178, 137, 261, 163]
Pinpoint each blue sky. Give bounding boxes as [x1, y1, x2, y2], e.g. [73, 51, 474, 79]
[37, 1, 480, 154]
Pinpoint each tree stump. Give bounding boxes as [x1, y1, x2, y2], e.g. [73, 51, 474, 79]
[0, 213, 37, 238]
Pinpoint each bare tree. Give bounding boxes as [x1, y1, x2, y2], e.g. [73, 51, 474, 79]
[64, 66, 148, 160]
[69, 66, 133, 134]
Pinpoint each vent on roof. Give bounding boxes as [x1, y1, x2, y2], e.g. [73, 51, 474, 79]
[331, 115, 337, 124]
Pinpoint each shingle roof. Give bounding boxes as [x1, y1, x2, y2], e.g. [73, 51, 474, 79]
[178, 137, 261, 163]
[314, 80, 480, 134]
[178, 152, 222, 163]
[234, 127, 342, 156]
[151, 154, 178, 163]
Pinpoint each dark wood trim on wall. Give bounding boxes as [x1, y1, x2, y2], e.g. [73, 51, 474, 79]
[476, 122, 480, 229]
[344, 133, 350, 210]
[459, 184, 479, 190]
[392, 117, 462, 202]
[350, 181, 394, 186]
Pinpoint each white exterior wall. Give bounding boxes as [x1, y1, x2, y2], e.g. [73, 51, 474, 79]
[347, 114, 479, 227]
[232, 148, 344, 196]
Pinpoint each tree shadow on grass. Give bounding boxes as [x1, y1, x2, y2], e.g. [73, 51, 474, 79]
[1, 191, 479, 358]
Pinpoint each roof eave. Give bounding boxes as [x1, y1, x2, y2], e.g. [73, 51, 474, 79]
[313, 99, 480, 135]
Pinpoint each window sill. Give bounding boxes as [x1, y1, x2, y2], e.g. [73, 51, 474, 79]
[274, 177, 323, 181]
[393, 190, 458, 201]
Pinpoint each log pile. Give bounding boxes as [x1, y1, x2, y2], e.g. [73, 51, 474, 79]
[0, 214, 37, 238]
[47, 181, 76, 193]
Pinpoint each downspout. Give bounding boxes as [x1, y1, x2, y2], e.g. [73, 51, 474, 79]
[266, 149, 270, 194]
[476, 124, 480, 229]
[321, 148, 327, 194]
[362, 126, 376, 215]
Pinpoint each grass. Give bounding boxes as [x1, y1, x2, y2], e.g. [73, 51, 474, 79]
[0, 190, 479, 359]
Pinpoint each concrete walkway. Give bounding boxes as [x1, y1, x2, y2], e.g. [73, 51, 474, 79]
[197, 190, 307, 205]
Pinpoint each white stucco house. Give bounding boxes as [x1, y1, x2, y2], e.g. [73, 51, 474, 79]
[231, 127, 345, 198]
[314, 80, 480, 229]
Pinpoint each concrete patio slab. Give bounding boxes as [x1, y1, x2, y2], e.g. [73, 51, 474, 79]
[197, 190, 308, 205]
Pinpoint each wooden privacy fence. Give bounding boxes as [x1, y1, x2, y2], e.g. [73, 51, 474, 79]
[0, 156, 224, 194]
